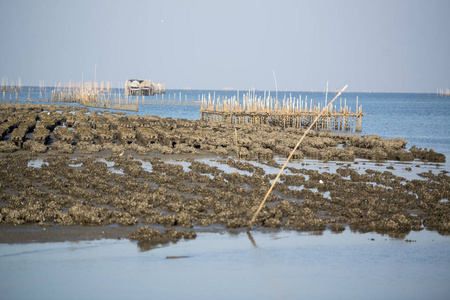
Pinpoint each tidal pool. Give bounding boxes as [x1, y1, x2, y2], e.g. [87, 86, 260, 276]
[1, 229, 449, 300]
[97, 158, 125, 175]
[27, 159, 49, 168]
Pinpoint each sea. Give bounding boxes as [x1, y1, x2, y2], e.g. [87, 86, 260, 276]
[1, 88, 449, 299]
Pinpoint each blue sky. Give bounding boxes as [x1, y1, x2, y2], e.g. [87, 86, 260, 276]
[1, 0, 449, 92]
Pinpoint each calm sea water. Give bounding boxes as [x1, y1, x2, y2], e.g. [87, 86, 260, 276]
[1, 230, 449, 300]
[1, 88, 449, 299]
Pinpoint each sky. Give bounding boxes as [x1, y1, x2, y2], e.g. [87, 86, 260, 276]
[0, 0, 449, 92]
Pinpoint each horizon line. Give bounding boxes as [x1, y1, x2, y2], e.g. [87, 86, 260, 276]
[6, 85, 449, 95]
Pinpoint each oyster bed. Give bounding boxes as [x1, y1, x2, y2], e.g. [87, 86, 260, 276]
[0, 103, 449, 244]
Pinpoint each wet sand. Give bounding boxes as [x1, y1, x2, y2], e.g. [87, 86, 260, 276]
[0, 103, 449, 244]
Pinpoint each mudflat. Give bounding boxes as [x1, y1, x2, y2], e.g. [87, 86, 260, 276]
[1, 103, 448, 244]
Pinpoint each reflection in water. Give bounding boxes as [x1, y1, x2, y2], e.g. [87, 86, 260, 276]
[384, 231, 410, 239]
[308, 231, 324, 236]
[349, 228, 411, 240]
[166, 255, 190, 259]
[136, 239, 175, 252]
[247, 231, 258, 248]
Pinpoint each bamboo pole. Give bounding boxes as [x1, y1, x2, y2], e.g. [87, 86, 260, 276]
[247, 84, 348, 232]
[272, 69, 278, 102]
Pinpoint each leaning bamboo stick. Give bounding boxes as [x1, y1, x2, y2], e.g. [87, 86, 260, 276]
[247, 84, 348, 232]
[234, 127, 239, 158]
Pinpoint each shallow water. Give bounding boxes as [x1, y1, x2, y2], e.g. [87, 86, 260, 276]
[97, 158, 125, 175]
[275, 157, 447, 181]
[27, 158, 48, 168]
[198, 158, 254, 176]
[0, 229, 449, 300]
[134, 159, 153, 173]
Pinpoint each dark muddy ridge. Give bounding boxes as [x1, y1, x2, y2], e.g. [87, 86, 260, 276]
[0, 103, 448, 244]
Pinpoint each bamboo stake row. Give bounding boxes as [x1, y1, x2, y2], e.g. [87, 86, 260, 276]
[200, 92, 364, 132]
[0, 77, 22, 93]
[437, 88, 450, 96]
[49, 81, 138, 111]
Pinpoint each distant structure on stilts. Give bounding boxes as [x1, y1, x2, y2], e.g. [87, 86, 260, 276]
[125, 79, 165, 96]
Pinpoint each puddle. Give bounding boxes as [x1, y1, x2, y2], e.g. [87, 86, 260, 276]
[197, 158, 253, 176]
[98, 158, 114, 168]
[68, 163, 83, 167]
[285, 186, 331, 199]
[232, 158, 293, 176]
[68, 159, 83, 168]
[60, 123, 73, 131]
[351, 159, 444, 181]
[109, 168, 125, 175]
[237, 183, 253, 190]
[270, 157, 445, 181]
[27, 159, 48, 168]
[98, 158, 125, 175]
[134, 159, 153, 173]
